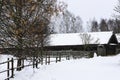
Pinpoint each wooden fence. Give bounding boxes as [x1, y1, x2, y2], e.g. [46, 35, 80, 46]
[0, 58, 14, 80]
[0, 54, 65, 80]
[0, 51, 94, 80]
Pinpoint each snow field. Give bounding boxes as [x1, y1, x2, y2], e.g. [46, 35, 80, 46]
[1, 54, 120, 80]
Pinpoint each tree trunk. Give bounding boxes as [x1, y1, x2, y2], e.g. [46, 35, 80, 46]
[17, 58, 22, 71]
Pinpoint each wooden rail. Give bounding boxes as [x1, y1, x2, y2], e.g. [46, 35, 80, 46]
[0, 54, 63, 80]
[0, 51, 94, 80]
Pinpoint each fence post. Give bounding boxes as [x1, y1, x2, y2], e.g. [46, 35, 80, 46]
[22, 59, 24, 69]
[35, 58, 38, 68]
[68, 53, 70, 60]
[11, 58, 14, 78]
[7, 58, 10, 80]
[56, 56, 58, 63]
[48, 54, 50, 65]
[45, 56, 47, 65]
[66, 55, 68, 60]
[45, 53, 47, 65]
[33, 57, 35, 68]
[41, 57, 43, 65]
[59, 53, 61, 62]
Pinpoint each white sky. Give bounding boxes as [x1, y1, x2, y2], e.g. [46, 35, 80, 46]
[60, 0, 118, 24]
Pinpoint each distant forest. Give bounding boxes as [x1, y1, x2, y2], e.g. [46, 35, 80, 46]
[50, 0, 120, 33]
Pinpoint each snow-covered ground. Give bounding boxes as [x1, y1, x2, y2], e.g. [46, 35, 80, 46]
[1, 54, 120, 80]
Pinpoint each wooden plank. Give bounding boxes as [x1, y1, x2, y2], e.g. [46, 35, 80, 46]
[11, 58, 14, 78]
[7, 58, 10, 80]
[0, 69, 9, 73]
[0, 60, 11, 65]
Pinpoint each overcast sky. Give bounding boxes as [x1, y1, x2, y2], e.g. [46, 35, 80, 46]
[60, 0, 118, 24]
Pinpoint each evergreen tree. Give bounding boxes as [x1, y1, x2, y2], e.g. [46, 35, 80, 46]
[99, 19, 108, 31]
[91, 19, 99, 32]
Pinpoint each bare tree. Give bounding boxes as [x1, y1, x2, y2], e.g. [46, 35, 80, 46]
[80, 33, 99, 51]
[113, 0, 120, 33]
[50, 10, 83, 33]
[0, 0, 61, 70]
[114, 0, 120, 19]
[71, 16, 83, 33]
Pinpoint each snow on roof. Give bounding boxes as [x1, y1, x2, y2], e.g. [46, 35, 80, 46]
[49, 31, 113, 46]
[116, 33, 120, 43]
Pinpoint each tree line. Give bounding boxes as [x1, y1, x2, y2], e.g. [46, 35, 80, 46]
[90, 18, 120, 33]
